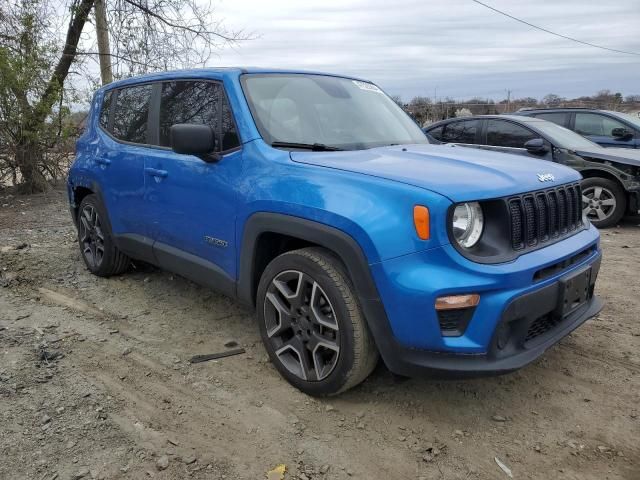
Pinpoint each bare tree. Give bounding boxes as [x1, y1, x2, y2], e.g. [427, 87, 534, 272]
[0, 0, 248, 192]
[542, 93, 565, 107]
[1, 0, 95, 192]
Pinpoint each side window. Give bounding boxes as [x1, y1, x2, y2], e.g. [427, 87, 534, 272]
[575, 113, 627, 137]
[486, 120, 537, 148]
[112, 84, 152, 143]
[159, 81, 220, 148]
[534, 112, 567, 127]
[441, 120, 478, 143]
[159, 81, 240, 151]
[99, 91, 112, 130]
[427, 126, 443, 141]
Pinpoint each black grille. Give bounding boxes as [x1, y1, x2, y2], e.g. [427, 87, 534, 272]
[525, 313, 563, 343]
[536, 194, 548, 240]
[509, 184, 582, 251]
[437, 308, 475, 337]
[438, 310, 463, 331]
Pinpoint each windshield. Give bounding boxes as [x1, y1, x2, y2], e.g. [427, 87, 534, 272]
[609, 111, 640, 129]
[533, 121, 601, 150]
[241, 74, 428, 150]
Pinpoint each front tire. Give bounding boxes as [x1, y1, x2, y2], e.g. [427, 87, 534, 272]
[256, 247, 378, 396]
[77, 194, 130, 277]
[581, 177, 626, 228]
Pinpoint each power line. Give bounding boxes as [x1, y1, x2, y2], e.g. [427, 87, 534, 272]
[471, 0, 640, 56]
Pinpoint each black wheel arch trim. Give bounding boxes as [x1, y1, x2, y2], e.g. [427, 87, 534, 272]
[68, 180, 110, 230]
[238, 212, 380, 305]
[578, 163, 629, 181]
[238, 212, 404, 369]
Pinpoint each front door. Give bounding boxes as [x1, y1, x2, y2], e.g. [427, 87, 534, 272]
[472, 119, 554, 161]
[574, 112, 637, 149]
[144, 80, 243, 296]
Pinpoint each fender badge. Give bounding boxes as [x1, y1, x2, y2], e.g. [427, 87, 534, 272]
[204, 236, 228, 248]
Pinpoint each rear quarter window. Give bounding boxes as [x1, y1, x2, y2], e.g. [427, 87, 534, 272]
[99, 91, 112, 130]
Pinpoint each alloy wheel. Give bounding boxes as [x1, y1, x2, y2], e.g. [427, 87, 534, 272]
[79, 204, 105, 268]
[263, 270, 340, 381]
[582, 185, 617, 223]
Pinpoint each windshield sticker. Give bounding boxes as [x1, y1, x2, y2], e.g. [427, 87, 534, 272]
[352, 80, 383, 93]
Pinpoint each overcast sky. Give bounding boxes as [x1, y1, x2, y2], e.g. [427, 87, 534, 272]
[210, 0, 640, 101]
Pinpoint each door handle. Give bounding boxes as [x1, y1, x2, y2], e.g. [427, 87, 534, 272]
[144, 167, 168, 178]
[95, 158, 111, 166]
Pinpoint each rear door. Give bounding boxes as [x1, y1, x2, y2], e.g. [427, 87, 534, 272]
[143, 79, 242, 295]
[573, 112, 636, 148]
[439, 119, 480, 145]
[531, 111, 570, 128]
[94, 83, 155, 261]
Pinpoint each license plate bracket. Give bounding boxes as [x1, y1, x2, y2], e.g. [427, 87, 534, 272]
[557, 265, 592, 317]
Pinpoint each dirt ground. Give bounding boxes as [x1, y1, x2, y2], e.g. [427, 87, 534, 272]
[1, 185, 638, 480]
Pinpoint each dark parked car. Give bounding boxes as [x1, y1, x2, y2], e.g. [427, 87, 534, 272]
[514, 108, 640, 149]
[425, 115, 640, 227]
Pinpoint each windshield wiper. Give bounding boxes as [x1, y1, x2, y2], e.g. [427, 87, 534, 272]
[271, 141, 343, 151]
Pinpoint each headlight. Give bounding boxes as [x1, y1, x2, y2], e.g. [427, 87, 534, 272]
[452, 202, 484, 248]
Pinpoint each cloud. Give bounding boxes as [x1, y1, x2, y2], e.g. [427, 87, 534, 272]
[212, 0, 640, 99]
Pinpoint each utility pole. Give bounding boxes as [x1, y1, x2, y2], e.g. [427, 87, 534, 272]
[433, 86, 438, 120]
[95, 0, 113, 85]
[506, 89, 512, 113]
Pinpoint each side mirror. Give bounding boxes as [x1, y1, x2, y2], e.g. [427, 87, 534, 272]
[524, 138, 548, 155]
[611, 127, 633, 140]
[170, 124, 219, 161]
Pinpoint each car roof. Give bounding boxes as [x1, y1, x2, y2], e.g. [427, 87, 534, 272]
[99, 67, 371, 92]
[426, 114, 545, 129]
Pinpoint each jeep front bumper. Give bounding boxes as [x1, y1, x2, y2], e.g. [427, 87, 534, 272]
[362, 225, 603, 377]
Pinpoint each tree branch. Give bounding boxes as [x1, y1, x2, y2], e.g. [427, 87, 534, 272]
[75, 50, 159, 68]
[121, 0, 239, 43]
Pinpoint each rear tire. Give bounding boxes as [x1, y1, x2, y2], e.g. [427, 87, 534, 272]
[256, 247, 378, 396]
[581, 177, 626, 228]
[77, 194, 130, 277]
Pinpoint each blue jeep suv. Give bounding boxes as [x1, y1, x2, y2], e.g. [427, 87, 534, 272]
[68, 68, 603, 395]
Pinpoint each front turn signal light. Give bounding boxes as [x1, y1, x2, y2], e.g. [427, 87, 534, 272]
[435, 294, 480, 311]
[413, 205, 430, 240]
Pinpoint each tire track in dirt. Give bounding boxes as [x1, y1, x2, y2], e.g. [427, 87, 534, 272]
[32, 284, 431, 479]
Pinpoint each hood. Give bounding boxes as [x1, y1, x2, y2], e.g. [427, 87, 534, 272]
[573, 147, 640, 168]
[291, 144, 580, 202]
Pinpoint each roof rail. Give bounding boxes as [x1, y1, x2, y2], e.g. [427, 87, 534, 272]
[519, 107, 598, 111]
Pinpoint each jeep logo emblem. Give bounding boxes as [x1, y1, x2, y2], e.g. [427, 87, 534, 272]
[537, 173, 555, 182]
